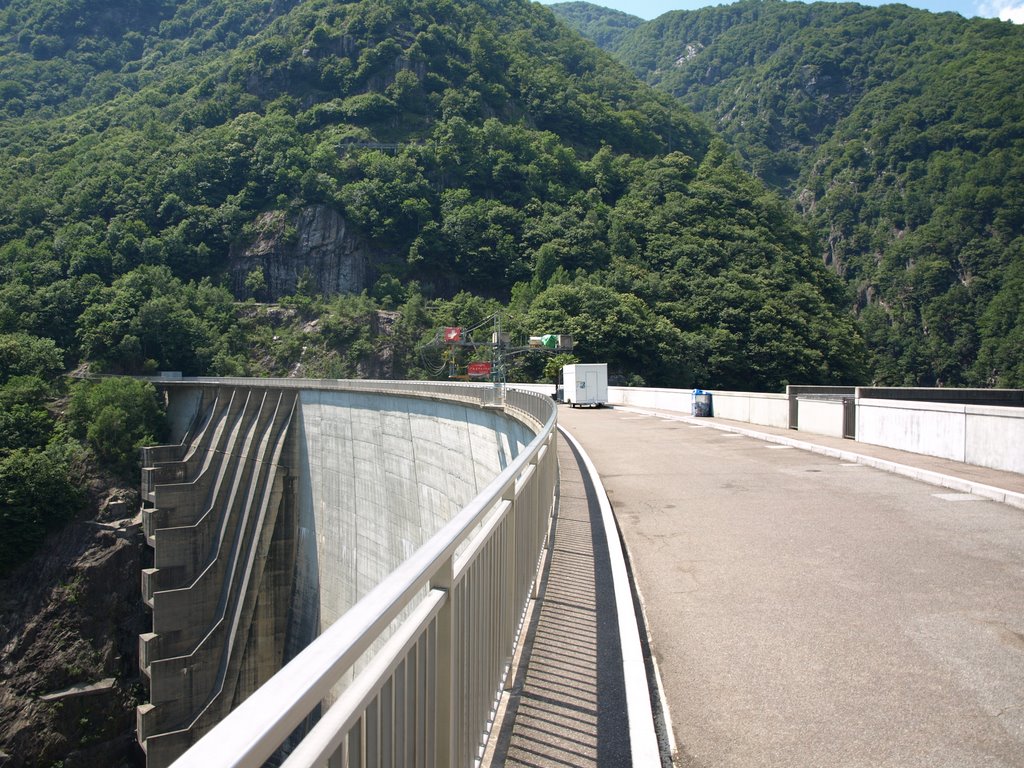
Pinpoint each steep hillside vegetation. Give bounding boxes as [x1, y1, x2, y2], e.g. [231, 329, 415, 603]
[556, 0, 1024, 386]
[0, 0, 864, 391]
[0, 2, 884, 762]
[0, 0, 302, 115]
[545, 1, 642, 49]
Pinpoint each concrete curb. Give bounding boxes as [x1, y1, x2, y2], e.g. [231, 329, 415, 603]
[557, 425, 664, 767]
[614, 406, 1024, 511]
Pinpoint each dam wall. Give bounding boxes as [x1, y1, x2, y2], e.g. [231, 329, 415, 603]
[138, 380, 536, 767]
[289, 388, 533, 665]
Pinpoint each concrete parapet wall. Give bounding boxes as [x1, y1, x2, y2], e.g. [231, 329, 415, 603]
[608, 385, 693, 412]
[787, 386, 856, 429]
[516, 380, 1024, 473]
[512, 383, 791, 428]
[707, 390, 789, 428]
[796, 397, 846, 438]
[857, 398, 1024, 473]
[605, 385, 790, 428]
[140, 382, 537, 767]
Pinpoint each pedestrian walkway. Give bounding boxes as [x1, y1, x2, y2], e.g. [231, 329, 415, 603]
[489, 405, 1024, 768]
[678, 411, 1024, 504]
[484, 432, 635, 767]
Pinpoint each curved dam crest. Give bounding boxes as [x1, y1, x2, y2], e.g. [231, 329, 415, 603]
[140, 381, 537, 767]
[292, 388, 533, 638]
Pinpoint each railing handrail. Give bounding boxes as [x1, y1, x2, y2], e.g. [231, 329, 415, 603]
[167, 379, 557, 767]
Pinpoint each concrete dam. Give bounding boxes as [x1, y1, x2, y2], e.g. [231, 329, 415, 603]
[136, 379, 546, 767]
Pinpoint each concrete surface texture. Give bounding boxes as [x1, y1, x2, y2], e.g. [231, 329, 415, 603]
[557, 405, 1024, 768]
[857, 397, 1024, 474]
[140, 384, 536, 766]
[487, 433, 631, 767]
[292, 389, 533, 636]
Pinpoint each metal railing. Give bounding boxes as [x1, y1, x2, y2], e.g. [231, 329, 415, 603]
[164, 379, 558, 768]
[150, 376, 508, 407]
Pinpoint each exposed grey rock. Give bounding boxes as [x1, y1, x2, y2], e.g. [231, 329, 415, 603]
[229, 206, 372, 300]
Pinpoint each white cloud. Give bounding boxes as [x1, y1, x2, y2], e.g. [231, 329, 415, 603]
[1003, 4, 1024, 20]
[977, 0, 1024, 22]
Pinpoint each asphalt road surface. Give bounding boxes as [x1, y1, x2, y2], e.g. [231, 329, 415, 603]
[558, 405, 1024, 768]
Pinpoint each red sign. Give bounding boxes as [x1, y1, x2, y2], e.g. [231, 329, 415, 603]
[467, 362, 492, 377]
[444, 326, 462, 342]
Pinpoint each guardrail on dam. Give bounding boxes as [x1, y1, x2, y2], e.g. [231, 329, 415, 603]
[137, 378, 558, 767]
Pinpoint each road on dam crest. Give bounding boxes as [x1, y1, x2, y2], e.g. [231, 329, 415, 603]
[557, 405, 1024, 768]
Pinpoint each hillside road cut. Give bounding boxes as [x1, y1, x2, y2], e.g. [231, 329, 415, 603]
[558, 404, 1024, 768]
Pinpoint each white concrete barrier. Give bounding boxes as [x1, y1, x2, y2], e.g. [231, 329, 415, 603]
[608, 386, 696, 412]
[966, 404, 1024, 474]
[516, 381, 1024, 474]
[858, 398, 1024, 474]
[857, 398, 967, 462]
[796, 397, 846, 438]
[707, 390, 789, 428]
[512, 383, 790, 428]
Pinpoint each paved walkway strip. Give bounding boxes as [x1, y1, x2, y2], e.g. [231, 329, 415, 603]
[625, 407, 1024, 507]
[559, 406, 1024, 768]
[486, 428, 662, 767]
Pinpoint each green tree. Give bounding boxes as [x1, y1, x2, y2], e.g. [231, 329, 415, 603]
[543, 352, 579, 383]
[0, 441, 85, 576]
[66, 377, 166, 475]
[527, 281, 688, 386]
[76, 266, 234, 374]
[0, 376, 53, 455]
[0, 332, 63, 384]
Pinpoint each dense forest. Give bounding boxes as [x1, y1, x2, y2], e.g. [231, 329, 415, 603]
[553, 0, 1024, 387]
[0, 0, 864, 389]
[0, 2, 870, 761]
[0, 0, 866, 576]
[546, 1, 643, 49]
[0, 0, 1016, 762]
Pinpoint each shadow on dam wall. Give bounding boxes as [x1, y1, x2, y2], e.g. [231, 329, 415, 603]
[137, 382, 538, 768]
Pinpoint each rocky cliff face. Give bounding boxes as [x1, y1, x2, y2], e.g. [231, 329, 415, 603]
[229, 206, 373, 300]
[0, 495, 149, 768]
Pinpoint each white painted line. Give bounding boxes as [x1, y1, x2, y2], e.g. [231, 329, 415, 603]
[766, 445, 793, 450]
[558, 426, 662, 768]
[650, 653, 677, 763]
[933, 493, 982, 502]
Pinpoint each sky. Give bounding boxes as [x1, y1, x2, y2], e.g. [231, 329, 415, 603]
[536, 0, 1024, 23]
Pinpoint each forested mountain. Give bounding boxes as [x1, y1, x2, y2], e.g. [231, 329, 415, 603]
[554, 0, 1024, 387]
[544, 1, 642, 49]
[0, 0, 300, 115]
[0, 2, 869, 761]
[0, 0, 864, 390]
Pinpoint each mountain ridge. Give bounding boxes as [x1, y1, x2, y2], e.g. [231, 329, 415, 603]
[554, 0, 1024, 386]
[0, 0, 864, 390]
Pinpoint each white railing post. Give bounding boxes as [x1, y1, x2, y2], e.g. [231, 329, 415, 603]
[154, 380, 557, 768]
[528, 455, 543, 601]
[429, 558, 455, 768]
[502, 483, 518, 688]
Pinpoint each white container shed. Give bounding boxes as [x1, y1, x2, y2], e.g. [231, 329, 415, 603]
[562, 363, 608, 408]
